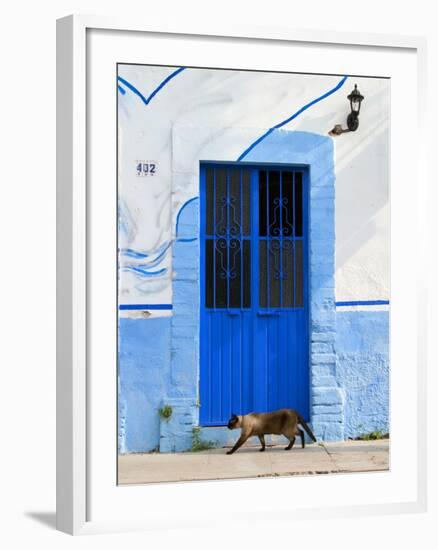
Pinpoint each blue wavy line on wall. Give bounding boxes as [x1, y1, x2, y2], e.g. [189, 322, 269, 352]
[237, 75, 348, 161]
[119, 195, 198, 275]
[120, 242, 171, 278]
[120, 241, 172, 261]
[119, 195, 199, 280]
[133, 255, 168, 271]
[121, 266, 168, 278]
[120, 248, 150, 259]
[175, 196, 199, 243]
[117, 67, 186, 106]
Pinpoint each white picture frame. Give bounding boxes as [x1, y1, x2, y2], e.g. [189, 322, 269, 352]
[56, 15, 428, 535]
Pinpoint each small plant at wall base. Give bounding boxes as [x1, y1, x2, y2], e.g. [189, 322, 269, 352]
[355, 430, 389, 441]
[158, 404, 173, 421]
[191, 427, 217, 452]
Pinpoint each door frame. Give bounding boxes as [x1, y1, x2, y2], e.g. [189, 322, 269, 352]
[198, 161, 310, 426]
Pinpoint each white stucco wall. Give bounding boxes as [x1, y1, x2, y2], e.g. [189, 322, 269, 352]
[118, 65, 390, 311]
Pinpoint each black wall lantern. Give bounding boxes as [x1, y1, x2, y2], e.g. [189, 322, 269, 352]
[329, 84, 365, 136]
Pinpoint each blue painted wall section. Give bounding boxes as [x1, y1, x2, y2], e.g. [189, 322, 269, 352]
[118, 317, 172, 452]
[336, 311, 389, 438]
[160, 197, 200, 452]
[118, 199, 201, 454]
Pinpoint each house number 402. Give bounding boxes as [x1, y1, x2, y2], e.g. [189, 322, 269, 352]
[136, 161, 157, 176]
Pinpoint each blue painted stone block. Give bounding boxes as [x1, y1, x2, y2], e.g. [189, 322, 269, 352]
[173, 247, 199, 270]
[176, 198, 199, 241]
[312, 422, 344, 442]
[173, 267, 198, 281]
[311, 342, 334, 354]
[312, 387, 344, 406]
[173, 281, 198, 303]
[312, 414, 343, 423]
[311, 375, 338, 388]
[310, 188, 335, 201]
[312, 404, 343, 415]
[172, 326, 196, 339]
[311, 365, 334, 377]
[310, 300, 335, 311]
[311, 274, 335, 291]
[171, 314, 197, 328]
[312, 353, 336, 365]
[311, 319, 336, 333]
[312, 331, 336, 343]
[159, 398, 198, 452]
[310, 220, 334, 238]
[172, 302, 197, 317]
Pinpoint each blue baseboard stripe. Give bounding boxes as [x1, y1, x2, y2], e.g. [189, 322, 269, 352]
[336, 300, 390, 307]
[120, 302, 387, 310]
[119, 304, 173, 310]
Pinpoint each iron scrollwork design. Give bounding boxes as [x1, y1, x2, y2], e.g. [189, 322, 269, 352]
[215, 195, 241, 237]
[216, 238, 241, 280]
[268, 197, 293, 237]
[269, 239, 294, 280]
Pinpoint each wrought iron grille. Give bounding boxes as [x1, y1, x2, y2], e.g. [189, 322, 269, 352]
[204, 166, 304, 309]
[205, 166, 251, 309]
[259, 169, 303, 308]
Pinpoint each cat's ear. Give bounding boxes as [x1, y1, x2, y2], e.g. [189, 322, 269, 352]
[231, 412, 237, 418]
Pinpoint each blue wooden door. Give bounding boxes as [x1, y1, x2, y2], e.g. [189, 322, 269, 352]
[200, 164, 309, 426]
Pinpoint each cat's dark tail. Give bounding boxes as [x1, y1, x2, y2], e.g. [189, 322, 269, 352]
[297, 414, 317, 443]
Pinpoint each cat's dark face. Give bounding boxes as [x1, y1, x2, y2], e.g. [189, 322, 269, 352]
[227, 414, 239, 430]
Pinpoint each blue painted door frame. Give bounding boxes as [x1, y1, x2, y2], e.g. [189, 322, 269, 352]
[199, 163, 309, 426]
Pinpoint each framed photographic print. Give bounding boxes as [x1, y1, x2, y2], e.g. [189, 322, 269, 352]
[57, 16, 427, 535]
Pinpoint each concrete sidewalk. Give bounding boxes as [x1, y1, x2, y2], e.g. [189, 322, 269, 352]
[118, 439, 389, 485]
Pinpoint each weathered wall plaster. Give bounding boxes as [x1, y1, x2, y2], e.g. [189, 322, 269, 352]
[336, 309, 390, 438]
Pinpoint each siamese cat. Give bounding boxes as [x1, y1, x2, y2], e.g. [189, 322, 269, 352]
[226, 408, 317, 454]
